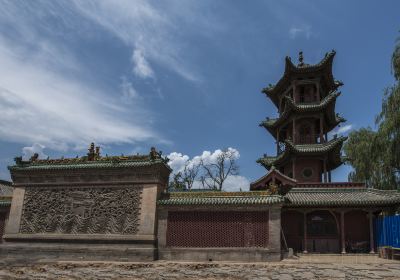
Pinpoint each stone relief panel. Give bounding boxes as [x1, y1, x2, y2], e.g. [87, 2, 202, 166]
[19, 186, 142, 235]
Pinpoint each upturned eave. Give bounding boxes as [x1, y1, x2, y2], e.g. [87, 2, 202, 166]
[257, 136, 347, 170]
[262, 51, 338, 108]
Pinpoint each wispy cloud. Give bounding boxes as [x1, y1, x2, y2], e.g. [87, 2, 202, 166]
[71, 0, 201, 81]
[0, 1, 160, 151]
[120, 76, 140, 103]
[289, 25, 312, 39]
[0, 44, 157, 150]
[132, 49, 154, 79]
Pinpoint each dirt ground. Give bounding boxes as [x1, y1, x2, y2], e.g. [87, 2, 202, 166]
[0, 255, 399, 280]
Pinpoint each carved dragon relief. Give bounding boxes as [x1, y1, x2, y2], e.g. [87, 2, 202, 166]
[19, 186, 142, 235]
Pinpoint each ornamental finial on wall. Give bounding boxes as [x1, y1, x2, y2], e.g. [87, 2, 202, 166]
[298, 51, 304, 67]
[87, 142, 96, 161]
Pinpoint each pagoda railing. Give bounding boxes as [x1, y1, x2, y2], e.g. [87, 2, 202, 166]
[295, 133, 323, 144]
[295, 182, 366, 188]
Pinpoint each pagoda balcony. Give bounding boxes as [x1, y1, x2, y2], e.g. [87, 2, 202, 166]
[295, 133, 324, 145]
[295, 182, 366, 188]
[278, 134, 326, 154]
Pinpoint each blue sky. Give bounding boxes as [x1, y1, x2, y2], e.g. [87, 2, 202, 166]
[0, 1, 399, 190]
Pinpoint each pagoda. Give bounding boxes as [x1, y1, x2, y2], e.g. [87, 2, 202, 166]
[256, 50, 346, 184]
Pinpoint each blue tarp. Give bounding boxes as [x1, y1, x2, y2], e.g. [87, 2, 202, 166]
[375, 215, 400, 249]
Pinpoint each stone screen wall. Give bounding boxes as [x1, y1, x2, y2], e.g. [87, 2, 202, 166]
[19, 186, 142, 235]
[166, 211, 269, 247]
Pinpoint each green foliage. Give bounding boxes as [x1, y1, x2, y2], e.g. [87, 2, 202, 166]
[345, 37, 400, 189]
[392, 37, 400, 80]
[344, 128, 397, 189]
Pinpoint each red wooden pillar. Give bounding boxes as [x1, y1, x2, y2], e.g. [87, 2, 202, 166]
[276, 129, 280, 154]
[319, 115, 324, 143]
[292, 157, 296, 180]
[368, 211, 375, 254]
[340, 211, 346, 254]
[323, 157, 328, 183]
[303, 211, 308, 253]
[292, 118, 296, 143]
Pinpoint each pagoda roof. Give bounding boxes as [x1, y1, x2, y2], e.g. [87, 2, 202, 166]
[8, 145, 171, 172]
[260, 91, 346, 136]
[158, 191, 284, 206]
[285, 187, 400, 207]
[257, 136, 347, 170]
[250, 167, 296, 192]
[0, 179, 12, 208]
[262, 50, 342, 108]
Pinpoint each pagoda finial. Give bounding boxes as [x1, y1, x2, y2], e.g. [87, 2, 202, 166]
[87, 142, 95, 161]
[298, 51, 304, 67]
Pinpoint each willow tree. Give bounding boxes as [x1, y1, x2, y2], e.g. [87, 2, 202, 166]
[344, 37, 400, 189]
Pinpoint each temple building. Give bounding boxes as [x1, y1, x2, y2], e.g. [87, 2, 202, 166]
[0, 51, 399, 262]
[251, 51, 400, 254]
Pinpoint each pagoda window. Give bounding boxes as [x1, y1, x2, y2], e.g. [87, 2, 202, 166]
[299, 123, 313, 144]
[299, 86, 305, 103]
[312, 84, 318, 102]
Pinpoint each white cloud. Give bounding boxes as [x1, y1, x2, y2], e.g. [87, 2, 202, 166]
[132, 48, 154, 79]
[0, 35, 157, 151]
[167, 152, 190, 173]
[289, 25, 312, 39]
[167, 148, 249, 191]
[22, 144, 47, 160]
[222, 175, 250, 192]
[0, 2, 162, 151]
[335, 124, 353, 134]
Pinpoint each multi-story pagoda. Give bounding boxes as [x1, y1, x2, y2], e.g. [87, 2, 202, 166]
[257, 51, 346, 183]
[249, 51, 400, 255]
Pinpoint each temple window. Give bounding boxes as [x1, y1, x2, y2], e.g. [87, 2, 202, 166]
[302, 168, 313, 179]
[299, 123, 313, 144]
[299, 86, 305, 103]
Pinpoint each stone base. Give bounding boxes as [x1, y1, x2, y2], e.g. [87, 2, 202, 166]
[0, 242, 156, 263]
[158, 248, 281, 262]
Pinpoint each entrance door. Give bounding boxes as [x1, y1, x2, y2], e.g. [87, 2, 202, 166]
[307, 210, 340, 253]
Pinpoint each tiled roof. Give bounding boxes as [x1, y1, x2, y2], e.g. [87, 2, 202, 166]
[158, 191, 284, 206]
[285, 188, 400, 207]
[0, 180, 13, 196]
[9, 158, 168, 171]
[0, 200, 11, 207]
[262, 51, 339, 107]
[257, 136, 346, 169]
[261, 91, 340, 127]
[260, 91, 346, 137]
[9, 144, 171, 172]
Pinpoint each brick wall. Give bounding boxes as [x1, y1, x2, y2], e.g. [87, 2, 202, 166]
[166, 211, 269, 248]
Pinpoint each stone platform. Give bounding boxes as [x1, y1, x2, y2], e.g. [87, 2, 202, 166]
[0, 258, 399, 280]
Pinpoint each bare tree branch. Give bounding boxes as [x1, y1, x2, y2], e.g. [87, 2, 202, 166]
[200, 148, 239, 191]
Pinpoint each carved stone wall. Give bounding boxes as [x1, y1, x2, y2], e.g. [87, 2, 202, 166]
[19, 186, 142, 235]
